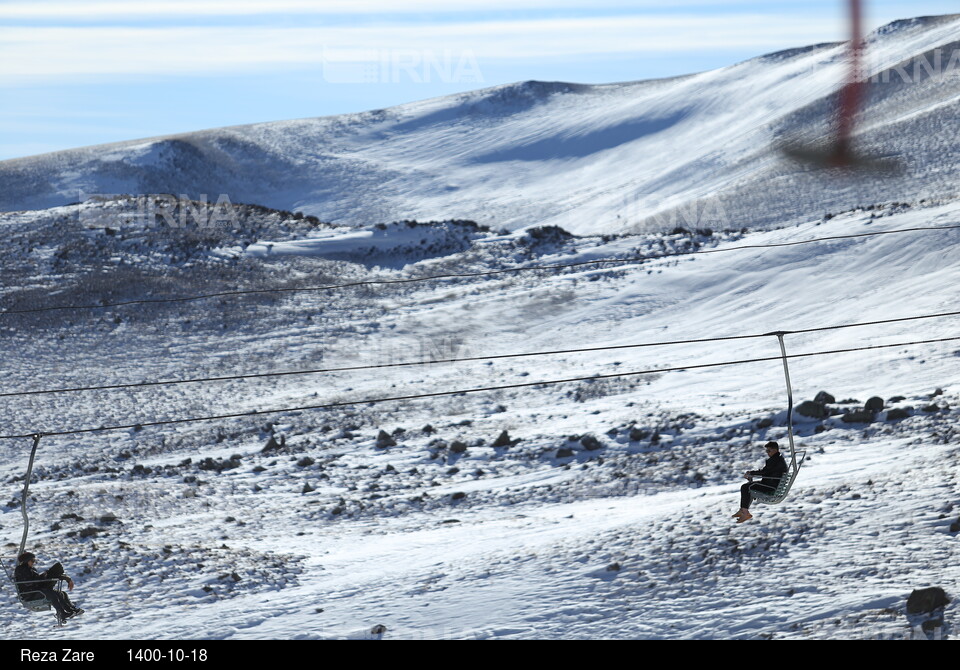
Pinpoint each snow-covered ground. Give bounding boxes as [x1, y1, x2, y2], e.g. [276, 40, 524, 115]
[0, 192, 957, 639]
[1, 13, 959, 640]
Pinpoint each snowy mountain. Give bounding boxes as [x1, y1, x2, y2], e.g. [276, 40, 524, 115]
[1, 15, 959, 641]
[2, 14, 960, 234]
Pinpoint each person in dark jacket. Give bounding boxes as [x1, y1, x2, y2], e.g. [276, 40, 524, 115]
[14, 552, 83, 624]
[734, 441, 788, 522]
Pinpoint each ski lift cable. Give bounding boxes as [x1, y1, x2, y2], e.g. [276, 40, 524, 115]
[1, 333, 956, 441]
[1, 307, 958, 399]
[2, 222, 958, 317]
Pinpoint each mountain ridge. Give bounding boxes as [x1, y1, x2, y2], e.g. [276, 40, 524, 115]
[2, 14, 960, 235]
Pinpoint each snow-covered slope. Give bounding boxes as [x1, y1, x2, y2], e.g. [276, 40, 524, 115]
[2, 15, 960, 234]
[0, 192, 957, 639]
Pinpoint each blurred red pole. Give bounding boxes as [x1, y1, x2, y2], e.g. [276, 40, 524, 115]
[835, 0, 864, 160]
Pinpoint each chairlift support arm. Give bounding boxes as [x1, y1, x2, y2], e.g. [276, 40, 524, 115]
[17, 434, 42, 562]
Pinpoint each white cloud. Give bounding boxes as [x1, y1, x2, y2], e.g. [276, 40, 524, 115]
[0, 15, 837, 83]
[0, 0, 749, 19]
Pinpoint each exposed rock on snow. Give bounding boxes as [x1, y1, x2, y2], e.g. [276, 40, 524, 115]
[814, 391, 836, 404]
[906, 587, 950, 614]
[841, 410, 875, 424]
[491, 431, 517, 448]
[580, 435, 603, 451]
[797, 401, 828, 419]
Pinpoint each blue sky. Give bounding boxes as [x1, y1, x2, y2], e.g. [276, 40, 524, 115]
[1, 0, 957, 160]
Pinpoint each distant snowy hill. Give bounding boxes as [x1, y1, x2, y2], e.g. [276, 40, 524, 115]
[2, 15, 960, 233]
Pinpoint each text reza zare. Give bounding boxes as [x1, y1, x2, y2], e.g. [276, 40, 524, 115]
[20, 650, 94, 662]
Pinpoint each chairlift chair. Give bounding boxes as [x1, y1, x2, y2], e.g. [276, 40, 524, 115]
[751, 334, 805, 505]
[1, 434, 65, 614]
